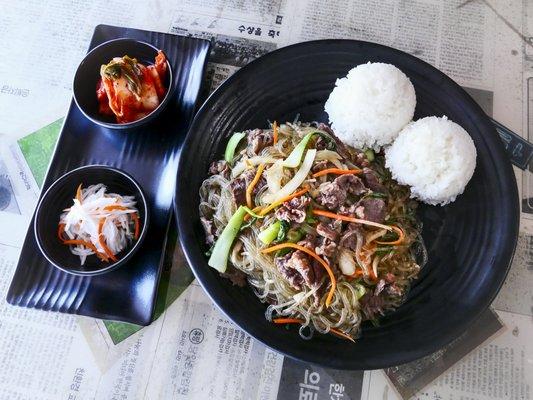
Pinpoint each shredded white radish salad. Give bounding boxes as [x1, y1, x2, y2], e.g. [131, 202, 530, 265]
[58, 184, 140, 265]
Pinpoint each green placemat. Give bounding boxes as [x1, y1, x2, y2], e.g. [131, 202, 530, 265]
[18, 119, 63, 187]
[18, 119, 194, 344]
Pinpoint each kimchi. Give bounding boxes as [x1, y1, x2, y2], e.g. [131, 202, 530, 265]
[96, 51, 167, 123]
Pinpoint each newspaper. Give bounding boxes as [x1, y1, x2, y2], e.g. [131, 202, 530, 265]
[362, 310, 533, 400]
[0, 137, 38, 216]
[1, 0, 533, 399]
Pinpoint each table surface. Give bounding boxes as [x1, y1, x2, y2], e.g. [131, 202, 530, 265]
[0, 1, 532, 399]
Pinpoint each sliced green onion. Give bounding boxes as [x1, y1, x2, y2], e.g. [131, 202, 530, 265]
[224, 132, 246, 163]
[208, 206, 247, 272]
[275, 248, 292, 257]
[354, 283, 366, 300]
[258, 221, 282, 245]
[242, 206, 264, 219]
[304, 209, 317, 224]
[240, 217, 257, 231]
[286, 228, 303, 243]
[282, 132, 316, 167]
[275, 220, 290, 243]
[364, 149, 375, 162]
[376, 246, 395, 256]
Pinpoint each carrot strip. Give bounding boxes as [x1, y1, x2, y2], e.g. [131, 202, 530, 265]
[312, 168, 361, 178]
[272, 121, 278, 144]
[261, 242, 336, 307]
[246, 164, 265, 209]
[259, 187, 309, 217]
[104, 205, 129, 211]
[329, 327, 356, 343]
[272, 318, 355, 342]
[273, 317, 304, 324]
[63, 239, 108, 261]
[98, 219, 118, 262]
[311, 209, 393, 231]
[58, 223, 66, 242]
[376, 225, 405, 245]
[131, 212, 140, 240]
[75, 184, 83, 203]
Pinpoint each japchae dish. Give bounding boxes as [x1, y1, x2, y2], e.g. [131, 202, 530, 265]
[199, 122, 426, 342]
[96, 51, 167, 123]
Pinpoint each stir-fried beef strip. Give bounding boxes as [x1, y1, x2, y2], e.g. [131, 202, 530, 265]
[338, 204, 357, 216]
[362, 167, 385, 193]
[298, 234, 332, 279]
[229, 168, 265, 206]
[360, 292, 386, 320]
[275, 195, 311, 223]
[375, 277, 402, 298]
[229, 169, 254, 206]
[384, 272, 395, 283]
[374, 279, 387, 295]
[208, 160, 231, 180]
[275, 234, 328, 307]
[316, 174, 366, 210]
[355, 198, 386, 224]
[315, 182, 346, 210]
[275, 250, 323, 290]
[338, 224, 362, 251]
[316, 221, 341, 242]
[247, 129, 273, 156]
[315, 123, 351, 159]
[385, 284, 402, 297]
[275, 253, 305, 290]
[315, 237, 337, 258]
[339, 174, 367, 196]
[297, 234, 316, 250]
[354, 152, 370, 168]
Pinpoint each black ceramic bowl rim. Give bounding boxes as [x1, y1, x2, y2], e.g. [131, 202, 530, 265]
[175, 39, 519, 370]
[73, 38, 173, 130]
[34, 165, 149, 276]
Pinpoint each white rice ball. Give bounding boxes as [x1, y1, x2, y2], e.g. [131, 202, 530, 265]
[385, 116, 477, 206]
[324, 62, 416, 150]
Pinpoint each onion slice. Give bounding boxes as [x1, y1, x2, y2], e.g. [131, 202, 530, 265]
[263, 149, 316, 204]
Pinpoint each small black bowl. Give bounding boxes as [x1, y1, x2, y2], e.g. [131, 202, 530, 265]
[73, 38, 173, 130]
[34, 165, 149, 276]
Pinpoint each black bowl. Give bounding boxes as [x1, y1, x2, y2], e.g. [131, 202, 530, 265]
[73, 38, 173, 130]
[175, 40, 519, 370]
[35, 165, 149, 276]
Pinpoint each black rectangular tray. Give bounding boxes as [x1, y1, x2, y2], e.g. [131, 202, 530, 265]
[6, 24, 210, 325]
